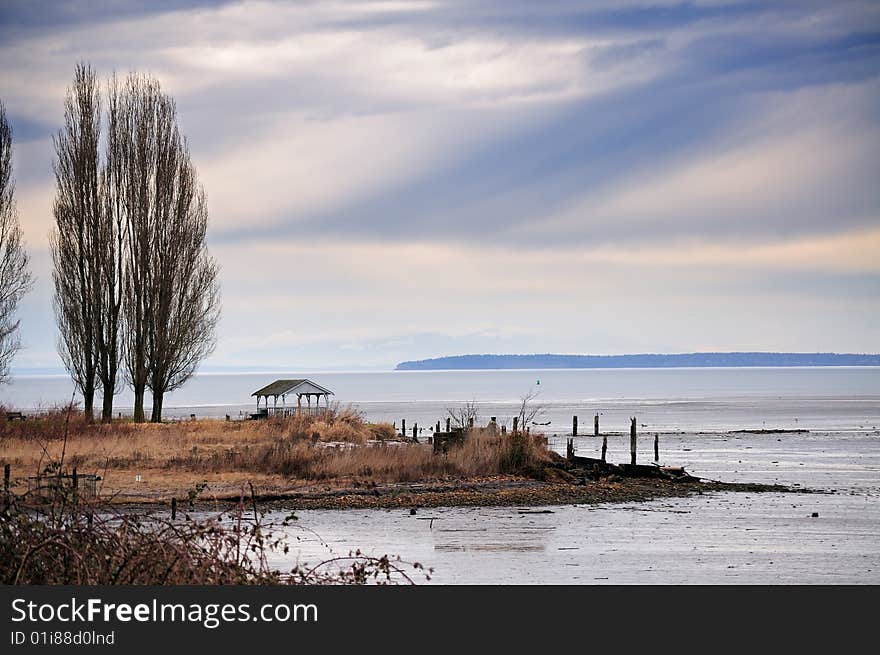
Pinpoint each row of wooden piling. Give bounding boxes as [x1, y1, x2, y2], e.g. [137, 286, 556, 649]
[566, 419, 661, 465]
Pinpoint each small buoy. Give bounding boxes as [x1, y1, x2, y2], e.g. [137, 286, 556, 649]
[536, 379, 540, 385]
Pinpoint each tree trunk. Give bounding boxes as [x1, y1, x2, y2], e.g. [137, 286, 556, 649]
[82, 379, 95, 423]
[133, 383, 146, 423]
[150, 390, 164, 423]
[101, 379, 114, 422]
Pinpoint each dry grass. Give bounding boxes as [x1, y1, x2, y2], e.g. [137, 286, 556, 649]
[0, 406, 552, 497]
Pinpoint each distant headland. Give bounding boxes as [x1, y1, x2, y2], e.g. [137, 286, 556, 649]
[395, 352, 880, 370]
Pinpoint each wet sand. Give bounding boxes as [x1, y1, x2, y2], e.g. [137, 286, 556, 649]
[249, 429, 880, 583]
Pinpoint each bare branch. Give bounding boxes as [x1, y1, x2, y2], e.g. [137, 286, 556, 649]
[0, 99, 33, 385]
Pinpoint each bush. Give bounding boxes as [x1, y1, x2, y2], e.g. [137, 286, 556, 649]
[0, 485, 428, 585]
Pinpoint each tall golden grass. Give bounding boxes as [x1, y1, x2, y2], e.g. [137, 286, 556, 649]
[0, 406, 550, 485]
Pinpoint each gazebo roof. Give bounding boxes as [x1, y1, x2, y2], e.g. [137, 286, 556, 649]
[251, 379, 333, 397]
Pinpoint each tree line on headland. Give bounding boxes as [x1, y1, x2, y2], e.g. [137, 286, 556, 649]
[0, 63, 219, 423]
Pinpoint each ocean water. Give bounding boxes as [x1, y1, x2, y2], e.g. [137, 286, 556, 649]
[8, 366, 880, 583]
[4, 367, 880, 433]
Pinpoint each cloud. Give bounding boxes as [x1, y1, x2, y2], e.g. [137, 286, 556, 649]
[2, 0, 879, 371]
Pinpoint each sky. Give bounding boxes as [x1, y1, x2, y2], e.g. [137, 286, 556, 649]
[1, 0, 879, 373]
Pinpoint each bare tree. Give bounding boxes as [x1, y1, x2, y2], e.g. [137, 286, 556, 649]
[94, 75, 128, 422]
[516, 388, 545, 432]
[146, 145, 219, 422]
[115, 74, 160, 422]
[112, 73, 219, 423]
[447, 399, 479, 430]
[50, 64, 102, 421]
[0, 100, 33, 385]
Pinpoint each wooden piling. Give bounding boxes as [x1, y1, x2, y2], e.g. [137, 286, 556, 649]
[436, 420, 441, 434]
[171, 497, 177, 520]
[413, 423, 418, 443]
[501, 425, 506, 435]
[630, 417, 637, 465]
[566, 438, 574, 460]
[401, 418, 406, 438]
[572, 415, 578, 436]
[601, 436, 607, 462]
[594, 414, 599, 437]
[72, 467, 78, 503]
[513, 417, 519, 433]
[468, 417, 474, 429]
[446, 417, 451, 432]
[654, 433, 659, 462]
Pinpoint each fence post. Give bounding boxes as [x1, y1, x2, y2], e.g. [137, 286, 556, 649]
[630, 417, 637, 465]
[401, 418, 406, 438]
[171, 497, 177, 520]
[72, 467, 78, 503]
[572, 415, 578, 436]
[594, 414, 599, 437]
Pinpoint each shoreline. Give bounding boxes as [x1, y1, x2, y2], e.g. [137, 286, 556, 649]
[98, 475, 809, 513]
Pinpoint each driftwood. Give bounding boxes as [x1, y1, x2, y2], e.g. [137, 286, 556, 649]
[562, 454, 697, 482]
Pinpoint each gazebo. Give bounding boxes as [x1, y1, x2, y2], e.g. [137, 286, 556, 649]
[251, 379, 334, 417]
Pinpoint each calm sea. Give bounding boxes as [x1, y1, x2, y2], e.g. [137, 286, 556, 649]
[4, 367, 880, 433]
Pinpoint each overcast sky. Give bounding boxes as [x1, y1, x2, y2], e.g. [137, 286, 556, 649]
[2, 0, 879, 372]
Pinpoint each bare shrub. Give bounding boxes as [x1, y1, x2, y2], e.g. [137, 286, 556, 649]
[447, 399, 479, 429]
[0, 485, 427, 585]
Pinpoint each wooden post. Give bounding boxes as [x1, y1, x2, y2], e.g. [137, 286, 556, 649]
[572, 415, 578, 436]
[513, 417, 519, 433]
[501, 425, 506, 435]
[566, 438, 574, 460]
[468, 417, 474, 429]
[171, 497, 177, 520]
[594, 414, 599, 437]
[412, 423, 418, 442]
[630, 417, 637, 465]
[401, 418, 406, 438]
[446, 417, 450, 433]
[72, 467, 78, 503]
[601, 436, 607, 462]
[436, 420, 441, 434]
[654, 433, 659, 462]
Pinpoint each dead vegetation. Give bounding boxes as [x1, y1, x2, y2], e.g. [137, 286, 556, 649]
[0, 405, 553, 498]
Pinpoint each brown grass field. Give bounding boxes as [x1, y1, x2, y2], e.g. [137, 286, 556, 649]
[0, 406, 552, 504]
